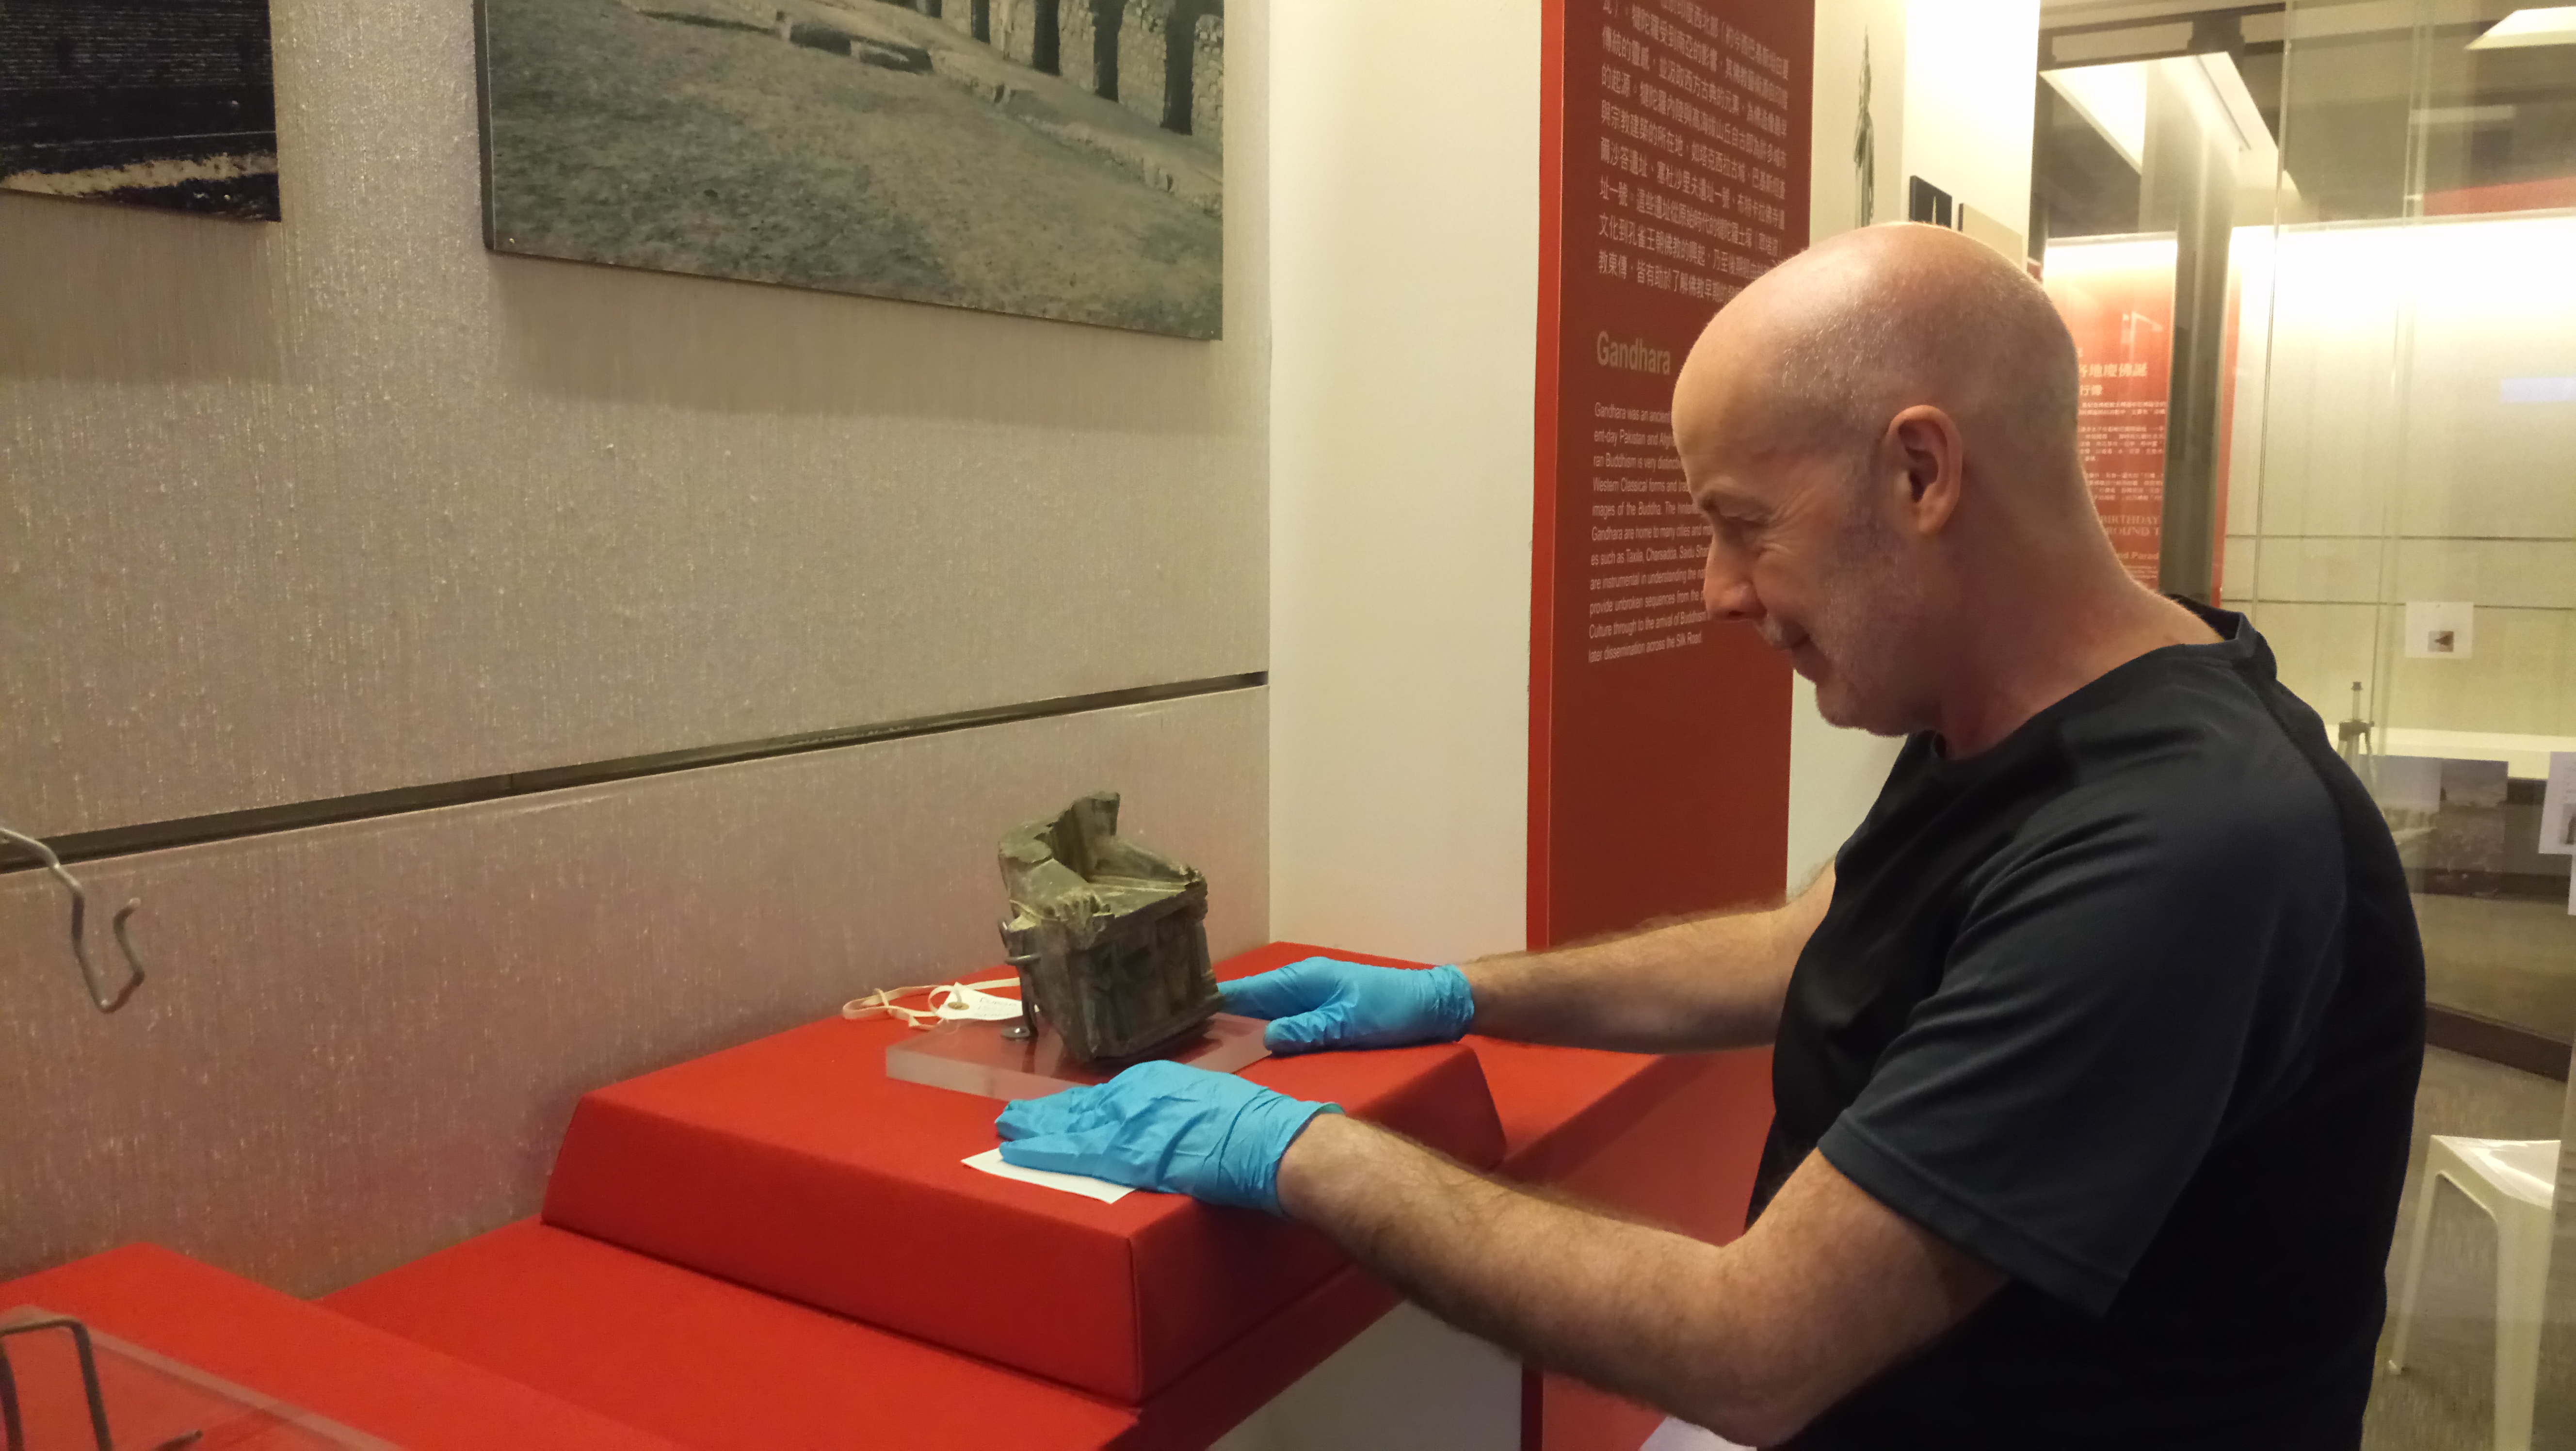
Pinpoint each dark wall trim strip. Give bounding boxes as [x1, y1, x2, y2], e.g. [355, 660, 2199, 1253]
[2427, 1004, 2573, 1082]
[4, 673, 1268, 871]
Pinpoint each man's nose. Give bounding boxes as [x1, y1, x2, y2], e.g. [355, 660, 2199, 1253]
[1703, 540, 1760, 623]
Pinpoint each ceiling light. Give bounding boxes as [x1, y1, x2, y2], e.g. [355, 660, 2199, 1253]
[2044, 62, 2148, 170]
[2042, 53, 2278, 190]
[2469, 6, 2576, 48]
[2187, 51, 2266, 157]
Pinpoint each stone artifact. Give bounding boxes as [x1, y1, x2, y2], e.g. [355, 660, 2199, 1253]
[997, 792, 1222, 1064]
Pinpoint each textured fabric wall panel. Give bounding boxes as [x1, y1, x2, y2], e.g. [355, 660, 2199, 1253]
[0, 689, 1266, 1295]
[0, 0, 1268, 839]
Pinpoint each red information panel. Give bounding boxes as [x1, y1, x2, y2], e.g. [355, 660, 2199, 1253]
[1531, 0, 1811, 947]
[2040, 239, 2176, 586]
[2040, 236, 2240, 595]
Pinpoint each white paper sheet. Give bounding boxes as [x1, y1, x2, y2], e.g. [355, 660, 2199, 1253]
[2540, 752, 2575, 857]
[962, 1147, 1136, 1204]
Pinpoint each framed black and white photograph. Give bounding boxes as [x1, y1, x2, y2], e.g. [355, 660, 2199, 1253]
[0, 0, 281, 220]
[476, 0, 1224, 338]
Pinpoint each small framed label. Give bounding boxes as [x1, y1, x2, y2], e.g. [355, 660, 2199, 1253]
[2403, 601, 2476, 660]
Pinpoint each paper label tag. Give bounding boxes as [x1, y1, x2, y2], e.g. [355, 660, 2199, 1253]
[935, 983, 1025, 1022]
[961, 1147, 1136, 1204]
[2540, 752, 2575, 858]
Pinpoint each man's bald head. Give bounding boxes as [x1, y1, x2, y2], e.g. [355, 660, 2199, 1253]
[1677, 225, 2121, 738]
[1676, 224, 2084, 509]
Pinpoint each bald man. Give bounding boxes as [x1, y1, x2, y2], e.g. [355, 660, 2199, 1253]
[997, 225, 2425, 1449]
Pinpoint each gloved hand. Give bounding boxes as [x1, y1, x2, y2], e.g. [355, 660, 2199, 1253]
[996, 1060, 1339, 1214]
[1220, 956, 1477, 1054]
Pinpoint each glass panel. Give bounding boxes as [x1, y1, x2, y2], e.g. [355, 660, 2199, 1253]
[2261, 2, 2576, 1446]
[2252, 0, 2576, 1037]
[0, 1308, 393, 1450]
[2039, 3, 2574, 1443]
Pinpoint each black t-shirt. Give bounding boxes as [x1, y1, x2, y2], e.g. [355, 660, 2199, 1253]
[1754, 606, 2425, 1450]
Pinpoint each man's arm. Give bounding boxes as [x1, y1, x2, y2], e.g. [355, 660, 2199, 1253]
[1275, 1110, 2000, 1447]
[1460, 866, 1833, 1052]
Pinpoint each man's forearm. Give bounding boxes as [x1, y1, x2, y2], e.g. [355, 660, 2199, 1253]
[1276, 1114, 1817, 1445]
[1460, 869, 1830, 1052]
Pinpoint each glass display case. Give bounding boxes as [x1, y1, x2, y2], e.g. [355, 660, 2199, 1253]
[0, 1308, 390, 1450]
[2035, 3, 2575, 1442]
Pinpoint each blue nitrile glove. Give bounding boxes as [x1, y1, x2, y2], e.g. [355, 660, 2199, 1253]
[995, 1060, 1339, 1214]
[1219, 957, 1477, 1054]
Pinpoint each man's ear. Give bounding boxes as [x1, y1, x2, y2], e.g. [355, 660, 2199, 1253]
[1884, 406, 1964, 537]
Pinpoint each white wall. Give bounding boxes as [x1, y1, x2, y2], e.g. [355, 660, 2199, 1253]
[1901, 0, 2041, 239]
[1779, 0, 2043, 885]
[1784, 0, 1920, 887]
[1813, 0, 1909, 238]
[1267, 0, 1539, 963]
[1210, 1303, 1521, 1451]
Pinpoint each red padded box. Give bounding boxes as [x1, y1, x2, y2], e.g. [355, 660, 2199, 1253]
[0, 1244, 676, 1449]
[328, 1220, 1135, 1451]
[540, 987, 1505, 1403]
[331, 1218, 1413, 1451]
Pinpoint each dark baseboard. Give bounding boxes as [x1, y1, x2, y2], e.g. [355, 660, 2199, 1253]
[2, 672, 1268, 870]
[2411, 869, 2572, 903]
[2426, 1004, 2573, 1081]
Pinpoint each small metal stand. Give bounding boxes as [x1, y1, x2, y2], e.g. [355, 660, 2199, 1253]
[998, 958, 1038, 1043]
[2338, 680, 2375, 765]
[0, 1314, 116, 1451]
[0, 1306, 383, 1450]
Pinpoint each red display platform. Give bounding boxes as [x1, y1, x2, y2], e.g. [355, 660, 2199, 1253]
[0, 1244, 676, 1449]
[315, 942, 1775, 1451]
[327, 1219, 1406, 1451]
[326, 1221, 1134, 1451]
[541, 967, 1507, 1403]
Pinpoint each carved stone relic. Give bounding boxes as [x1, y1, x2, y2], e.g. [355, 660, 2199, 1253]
[997, 792, 1222, 1064]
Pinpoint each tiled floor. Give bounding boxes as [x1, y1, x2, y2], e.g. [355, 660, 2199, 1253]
[2363, 1048, 2568, 1450]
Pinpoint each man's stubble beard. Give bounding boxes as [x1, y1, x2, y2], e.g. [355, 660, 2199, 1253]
[1804, 505, 1927, 737]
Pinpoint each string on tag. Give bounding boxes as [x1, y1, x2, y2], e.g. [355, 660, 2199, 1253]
[842, 977, 1022, 1030]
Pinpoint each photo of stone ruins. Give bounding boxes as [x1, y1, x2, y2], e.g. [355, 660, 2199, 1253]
[480, 0, 1223, 338]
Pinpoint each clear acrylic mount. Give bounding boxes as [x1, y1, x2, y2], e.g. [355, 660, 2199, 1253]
[884, 1013, 1270, 1101]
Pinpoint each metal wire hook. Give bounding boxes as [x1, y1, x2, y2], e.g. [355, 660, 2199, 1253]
[0, 824, 147, 1014]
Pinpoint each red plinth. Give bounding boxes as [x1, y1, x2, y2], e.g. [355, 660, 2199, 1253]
[326, 1220, 1135, 1451]
[322, 944, 1776, 1451]
[541, 988, 1506, 1402]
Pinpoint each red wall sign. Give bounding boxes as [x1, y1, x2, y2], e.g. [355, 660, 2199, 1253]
[2041, 237, 2243, 597]
[1531, 0, 1812, 950]
[2041, 240, 2175, 587]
